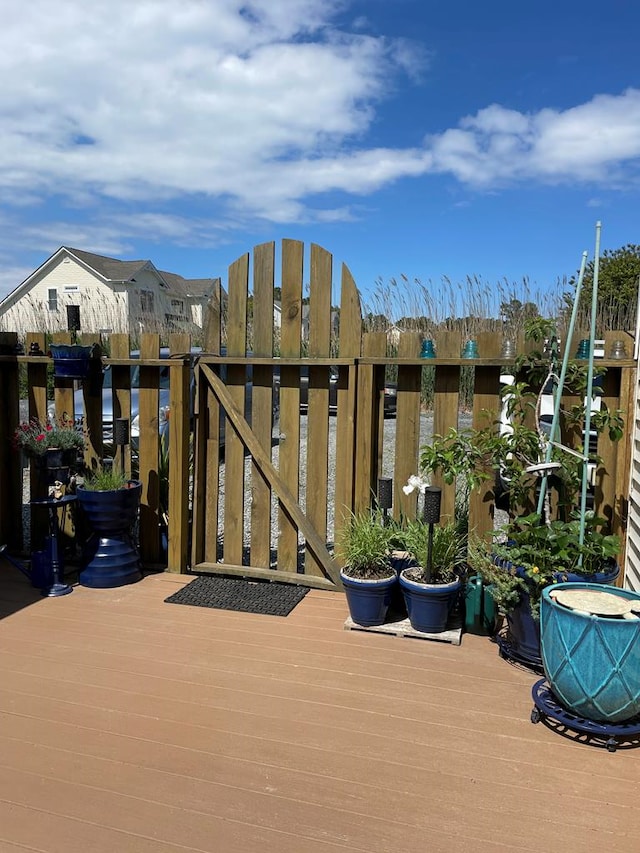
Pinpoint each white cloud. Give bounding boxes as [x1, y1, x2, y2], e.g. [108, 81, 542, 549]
[428, 89, 640, 187]
[0, 1, 413, 207]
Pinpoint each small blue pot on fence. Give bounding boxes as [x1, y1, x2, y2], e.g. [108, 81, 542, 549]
[50, 344, 94, 379]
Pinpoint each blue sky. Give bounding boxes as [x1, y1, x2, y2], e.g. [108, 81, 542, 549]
[1, 0, 638, 314]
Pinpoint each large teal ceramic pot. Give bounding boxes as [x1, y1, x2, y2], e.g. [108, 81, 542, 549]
[541, 582, 640, 723]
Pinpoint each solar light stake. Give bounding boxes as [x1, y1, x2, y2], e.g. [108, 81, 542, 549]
[114, 418, 130, 476]
[423, 486, 442, 583]
[377, 477, 393, 525]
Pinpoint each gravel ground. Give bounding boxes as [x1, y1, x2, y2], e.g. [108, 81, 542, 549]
[218, 412, 481, 563]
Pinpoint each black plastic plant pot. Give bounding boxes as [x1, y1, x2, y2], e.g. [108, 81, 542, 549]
[50, 344, 94, 379]
[77, 481, 143, 588]
[34, 448, 78, 485]
[340, 569, 397, 627]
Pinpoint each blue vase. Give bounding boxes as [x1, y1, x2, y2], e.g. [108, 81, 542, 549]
[541, 582, 640, 723]
[341, 569, 397, 627]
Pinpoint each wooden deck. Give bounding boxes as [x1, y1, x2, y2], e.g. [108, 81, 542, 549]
[1, 569, 639, 853]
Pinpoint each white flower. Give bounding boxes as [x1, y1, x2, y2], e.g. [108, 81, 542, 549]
[402, 474, 429, 495]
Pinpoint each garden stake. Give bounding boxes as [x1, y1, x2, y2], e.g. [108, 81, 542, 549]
[535, 249, 588, 519]
[579, 221, 602, 555]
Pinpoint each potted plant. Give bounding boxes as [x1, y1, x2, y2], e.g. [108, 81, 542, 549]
[395, 481, 467, 633]
[338, 509, 396, 627]
[540, 581, 640, 724]
[13, 417, 85, 484]
[76, 466, 142, 588]
[416, 317, 624, 658]
[469, 512, 620, 665]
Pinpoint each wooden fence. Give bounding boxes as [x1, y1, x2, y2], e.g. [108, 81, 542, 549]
[0, 240, 636, 591]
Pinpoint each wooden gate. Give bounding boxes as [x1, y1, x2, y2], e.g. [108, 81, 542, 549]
[190, 240, 363, 590]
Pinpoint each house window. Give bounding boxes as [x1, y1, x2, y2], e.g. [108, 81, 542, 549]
[140, 290, 154, 313]
[48, 288, 58, 311]
[170, 299, 184, 314]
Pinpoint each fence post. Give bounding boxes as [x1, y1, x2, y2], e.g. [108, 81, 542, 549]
[0, 333, 22, 550]
[167, 332, 191, 573]
[138, 333, 161, 565]
[354, 331, 386, 513]
[394, 332, 422, 521]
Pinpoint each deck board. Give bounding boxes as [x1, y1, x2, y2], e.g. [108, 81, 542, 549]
[1, 570, 639, 852]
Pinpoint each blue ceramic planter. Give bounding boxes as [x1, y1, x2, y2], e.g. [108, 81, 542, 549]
[399, 571, 461, 633]
[494, 556, 620, 667]
[541, 582, 640, 723]
[77, 482, 142, 588]
[341, 569, 397, 626]
[50, 344, 94, 379]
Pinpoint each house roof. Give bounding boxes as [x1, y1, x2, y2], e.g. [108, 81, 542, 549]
[0, 245, 220, 311]
[66, 247, 150, 282]
[159, 271, 216, 299]
[67, 248, 217, 299]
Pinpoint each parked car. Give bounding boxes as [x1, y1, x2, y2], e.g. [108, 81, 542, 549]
[297, 366, 397, 417]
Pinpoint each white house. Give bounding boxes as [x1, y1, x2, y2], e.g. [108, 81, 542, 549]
[0, 247, 218, 336]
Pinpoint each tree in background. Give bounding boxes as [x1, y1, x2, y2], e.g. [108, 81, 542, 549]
[571, 244, 640, 330]
[499, 298, 539, 338]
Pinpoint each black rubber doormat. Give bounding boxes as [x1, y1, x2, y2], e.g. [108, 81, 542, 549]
[164, 575, 310, 616]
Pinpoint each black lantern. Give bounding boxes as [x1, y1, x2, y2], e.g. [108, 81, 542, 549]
[114, 417, 130, 475]
[377, 477, 393, 525]
[423, 486, 442, 583]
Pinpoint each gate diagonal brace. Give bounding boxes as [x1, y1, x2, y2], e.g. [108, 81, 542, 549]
[200, 363, 342, 587]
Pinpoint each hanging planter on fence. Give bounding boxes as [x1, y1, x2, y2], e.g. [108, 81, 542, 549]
[50, 344, 94, 379]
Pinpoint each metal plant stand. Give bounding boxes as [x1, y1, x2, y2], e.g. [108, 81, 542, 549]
[530, 678, 640, 752]
[30, 495, 76, 597]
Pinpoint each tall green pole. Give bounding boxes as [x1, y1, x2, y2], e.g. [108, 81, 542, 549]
[535, 250, 588, 518]
[579, 221, 602, 550]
